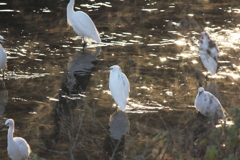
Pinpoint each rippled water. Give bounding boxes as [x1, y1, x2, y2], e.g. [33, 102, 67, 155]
[0, 0, 240, 159]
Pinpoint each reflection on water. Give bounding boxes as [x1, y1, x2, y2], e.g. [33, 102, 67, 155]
[109, 111, 130, 140]
[0, 0, 240, 159]
[63, 47, 100, 94]
[103, 111, 130, 159]
[0, 80, 7, 118]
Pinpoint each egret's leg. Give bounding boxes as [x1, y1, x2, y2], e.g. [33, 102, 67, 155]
[83, 41, 87, 48]
[2, 69, 4, 79]
[211, 115, 218, 128]
[82, 37, 87, 48]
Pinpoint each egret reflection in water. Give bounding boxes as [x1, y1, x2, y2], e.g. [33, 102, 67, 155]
[103, 111, 130, 159]
[62, 47, 101, 94]
[109, 111, 130, 140]
[0, 79, 7, 117]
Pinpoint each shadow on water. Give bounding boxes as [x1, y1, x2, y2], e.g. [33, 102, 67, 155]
[62, 47, 101, 94]
[103, 111, 130, 160]
[0, 80, 8, 118]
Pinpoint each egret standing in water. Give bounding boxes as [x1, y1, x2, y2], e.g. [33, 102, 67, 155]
[0, 119, 31, 160]
[59, 0, 101, 46]
[199, 32, 219, 75]
[102, 65, 130, 111]
[0, 36, 12, 78]
[194, 87, 226, 124]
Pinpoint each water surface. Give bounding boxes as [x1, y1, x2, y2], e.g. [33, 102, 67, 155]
[0, 0, 240, 159]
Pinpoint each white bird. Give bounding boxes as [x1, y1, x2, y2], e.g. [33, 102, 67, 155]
[59, 0, 101, 46]
[194, 87, 226, 124]
[0, 119, 31, 160]
[199, 32, 219, 75]
[0, 36, 12, 78]
[199, 50, 218, 75]
[103, 65, 130, 111]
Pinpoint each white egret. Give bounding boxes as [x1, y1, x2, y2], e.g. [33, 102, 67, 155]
[102, 65, 130, 111]
[199, 50, 217, 75]
[199, 32, 219, 75]
[59, 0, 101, 46]
[194, 87, 226, 124]
[0, 119, 31, 160]
[0, 36, 12, 78]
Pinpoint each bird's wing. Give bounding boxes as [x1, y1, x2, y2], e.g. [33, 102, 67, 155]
[207, 93, 225, 119]
[72, 11, 101, 42]
[17, 138, 31, 159]
[109, 73, 129, 111]
[208, 40, 219, 60]
[199, 50, 218, 75]
[211, 95, 226, 114]
[0, 45, 7, 69]
[207, 48, 219, 62]
[121, 73, 130, 98]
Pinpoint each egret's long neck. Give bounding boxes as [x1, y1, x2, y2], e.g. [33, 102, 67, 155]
[67, 0, 75, 25]
[67, 0, 75, 13]
[7, 125, 14, 144]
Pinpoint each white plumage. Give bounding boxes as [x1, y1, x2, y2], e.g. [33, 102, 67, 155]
[0, 36, 8, 75]
[0, 44, 7, 69]
[194, 87, 226, 123]
[199, 50, 217, 75]
[104, 65, 130, 111]
[0, 119, 31, 160]
[66, 0, 101, 44]
[199, 32, 219, 75]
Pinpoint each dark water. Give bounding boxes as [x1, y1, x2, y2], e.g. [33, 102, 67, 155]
[0, 0, 240, 159]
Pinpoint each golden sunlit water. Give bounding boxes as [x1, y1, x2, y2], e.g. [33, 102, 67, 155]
[0, 0, 240, 159]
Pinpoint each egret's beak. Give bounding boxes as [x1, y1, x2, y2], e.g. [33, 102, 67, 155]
[101, 68, 112, 71]
[0, 124, 7, 130]
[0, 39, 13, 43]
